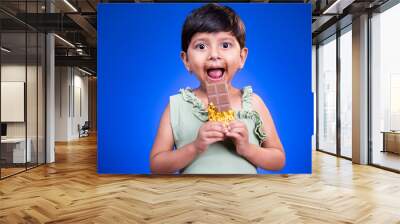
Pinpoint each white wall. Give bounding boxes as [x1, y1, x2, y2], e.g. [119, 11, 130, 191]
[1, 64, 25, 81]
[55, 66, 69, 141]
[71, 72, 89, 139]
[55, 67, 89, 141]
[1, 82, 24, 122]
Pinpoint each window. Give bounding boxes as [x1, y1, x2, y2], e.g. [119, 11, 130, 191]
[371, 2, 400, 171]
[318, 35, 337, 154]
[339, 27, 352, 158]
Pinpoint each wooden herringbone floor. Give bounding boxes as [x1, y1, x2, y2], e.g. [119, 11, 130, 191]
[1, 134, 400, 224]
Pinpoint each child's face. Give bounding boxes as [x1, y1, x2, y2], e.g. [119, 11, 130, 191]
[181, 32, 248, 87]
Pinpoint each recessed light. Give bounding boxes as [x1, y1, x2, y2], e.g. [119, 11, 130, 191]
[54, 34, 75, 48]
[78, 67, 93, 76]
[63, 0, 78, 12]
[1, 47, 11, 53]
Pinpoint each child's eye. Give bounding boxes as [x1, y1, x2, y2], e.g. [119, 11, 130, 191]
[195, 43, 206, 50]
[221, 42, 232, 48]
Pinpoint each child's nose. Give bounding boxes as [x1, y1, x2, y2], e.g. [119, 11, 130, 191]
[208, 47, 221, 61]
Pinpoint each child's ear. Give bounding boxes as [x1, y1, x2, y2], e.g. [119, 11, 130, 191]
[180, 51, 191, 72]
[239, 47, 248, 69]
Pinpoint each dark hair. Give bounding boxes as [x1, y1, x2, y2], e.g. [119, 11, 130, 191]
[181, 3, 246, 52]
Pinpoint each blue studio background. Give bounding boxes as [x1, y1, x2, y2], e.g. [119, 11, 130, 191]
[98, 3, 312, 174]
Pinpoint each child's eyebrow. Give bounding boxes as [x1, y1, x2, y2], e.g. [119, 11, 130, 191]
[218, 36, 236, 42]
[219, 39, 235, 43]
[191, 38, 208, 43]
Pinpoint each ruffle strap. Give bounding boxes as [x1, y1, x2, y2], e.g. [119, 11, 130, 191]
[236, 110, 267, 145]
[241, 86, 253, 111]
[179, 88, 208, 122]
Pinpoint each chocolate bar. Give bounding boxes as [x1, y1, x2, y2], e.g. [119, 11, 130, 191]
[205, 79, 231, 112]
[206, 78, 235, 123]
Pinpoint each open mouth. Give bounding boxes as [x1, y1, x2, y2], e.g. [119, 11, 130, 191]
[206, 68, 225, 81]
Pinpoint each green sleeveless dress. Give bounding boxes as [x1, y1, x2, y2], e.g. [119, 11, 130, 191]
[170, 86, 267, 174]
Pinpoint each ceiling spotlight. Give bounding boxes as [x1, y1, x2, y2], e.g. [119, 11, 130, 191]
[78, 67, 93, 76]
[63, 0, 78, 12]
[54, 34, 75, 48]
[1, 47, 11, 53]
[322, 0, 355, 15]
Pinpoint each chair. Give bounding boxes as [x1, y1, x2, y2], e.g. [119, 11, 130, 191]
[78, 121, 90, 138]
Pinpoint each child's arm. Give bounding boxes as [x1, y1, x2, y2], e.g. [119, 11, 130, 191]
[225, 94, 285, 171]
[150, 104, 225, 174]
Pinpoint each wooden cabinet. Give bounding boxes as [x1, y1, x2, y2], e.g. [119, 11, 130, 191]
[382, 131, 400, 154]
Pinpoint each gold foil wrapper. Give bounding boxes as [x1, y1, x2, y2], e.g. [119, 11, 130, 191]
[207, 102, 235, 124]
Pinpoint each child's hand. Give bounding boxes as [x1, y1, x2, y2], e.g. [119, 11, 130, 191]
[226, 121, 251, 157]
[193, 121, 226, 153]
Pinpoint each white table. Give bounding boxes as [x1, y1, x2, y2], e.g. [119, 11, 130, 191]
[1, 138, 31, 163]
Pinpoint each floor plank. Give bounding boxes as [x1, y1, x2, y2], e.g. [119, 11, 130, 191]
[1, 134, 400, 223]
